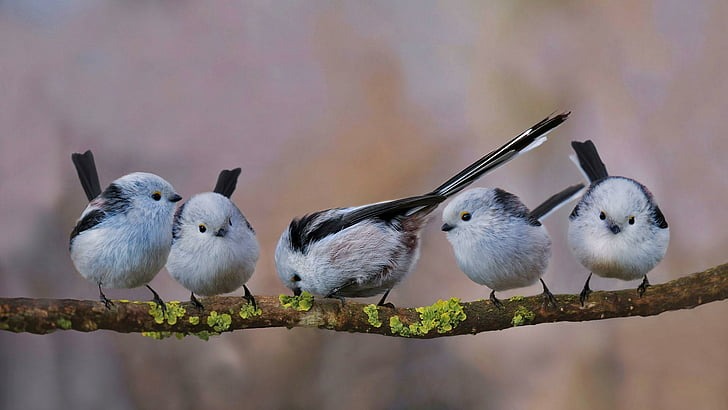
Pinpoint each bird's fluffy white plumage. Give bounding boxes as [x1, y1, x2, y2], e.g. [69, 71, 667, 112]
[442, 188, 551, 291]
[568, 177, 669, 281]
[275, 207, 420, 298]
[70, 172, 180, 289]
[167, 192, 259, 296]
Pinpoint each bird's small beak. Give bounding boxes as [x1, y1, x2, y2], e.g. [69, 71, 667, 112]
[441, 223, 454, 232]
[215, 228, 227, 237]
[169, 194, 183, 203]
[609, 223, 621, 235]
[292, 287, 302, 296]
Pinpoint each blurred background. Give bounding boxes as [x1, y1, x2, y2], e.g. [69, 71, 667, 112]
[1, 1, 726, 409]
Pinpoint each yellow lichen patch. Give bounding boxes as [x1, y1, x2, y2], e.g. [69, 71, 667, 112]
[56, 318, 72, 330]
[119, 300, 155, 305]
[511, 306, 536, 327]
[389, 298, 467, 337]
[389, 316, 413, 337]
[239, 304, 262, 319]
[148, 303, 165, 324]
[206, 311, 232, 332]
[415, 298, 467, 334]
[165, 302, 186, 325]
[279, 292, 314, 311]
[141, 331, 174, 340]
[194, 330, 219, 341]
[147, 301, 186, 325]
[188, 316, 200, 325]
[508, 295, 525, 302]
[363, 304, 382, 328]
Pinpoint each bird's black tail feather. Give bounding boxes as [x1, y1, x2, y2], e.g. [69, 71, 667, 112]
[71, 150, 102, 201]
[571, 140, 609, 182]
[213, 168, 242, 198]
[430, 112, 570, 198]
[529, 183, 585, 221]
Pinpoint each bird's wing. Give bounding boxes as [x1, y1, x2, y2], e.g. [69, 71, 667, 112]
[288, 194, 445, 253]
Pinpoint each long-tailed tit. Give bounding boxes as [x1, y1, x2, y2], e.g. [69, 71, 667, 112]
[441, 184, 584, 308]
[69, 150, 182, 310]
[166, 168, 259, 310]
[567, 140, 669, 305]
[275, 112, 570, 306]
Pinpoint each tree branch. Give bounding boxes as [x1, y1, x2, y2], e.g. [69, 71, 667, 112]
[1, 262, 726, 339]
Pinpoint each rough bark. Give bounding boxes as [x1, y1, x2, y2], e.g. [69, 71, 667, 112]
[1, 262, 726, 339]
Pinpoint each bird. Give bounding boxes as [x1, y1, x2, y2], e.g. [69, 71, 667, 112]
[166, 168, 259, 310]
[441, 184, 584, 308]
[567, 140, 669, 305]
[275, 112, 571, 307]
[69, 150, 182, 311]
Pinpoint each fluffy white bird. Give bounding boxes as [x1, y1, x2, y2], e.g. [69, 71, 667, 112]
[70, 150, 182, 310]
[275, 113, 570, 306]
[567, 140, 669, 305]
[441, 184, 584, 308]
[166, 168, 259, 310]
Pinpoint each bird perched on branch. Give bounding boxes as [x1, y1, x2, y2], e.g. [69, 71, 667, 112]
[166, 168, 259, 310]
[441, 184, 584, 308]
[69, 150, 182, 311]
[567, 140, 669, 305]
[275, 112, 571, 306]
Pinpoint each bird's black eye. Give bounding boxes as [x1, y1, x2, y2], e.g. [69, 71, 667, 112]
[152, 191, 162, 201]
[198, 224, 207, 233]
[599, 211, 606, 220]
[460, 212, 472, 221]
[628, 216, 635, 225]
[292, 274, 301, 282]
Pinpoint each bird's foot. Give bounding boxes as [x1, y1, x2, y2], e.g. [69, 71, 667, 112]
[579, 273, 593, 307]
[98, 284, 114, 309]
[146, 285, 167, 314]
[376, 289, 395, 308]
[637, 276, 650, 297]
[190, 293, 204, 311]
[489, 290, 504, 309]
[540, 278, 558, 308]
[243, 285, 257, 310]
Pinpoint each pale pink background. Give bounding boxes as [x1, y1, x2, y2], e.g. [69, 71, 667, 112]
[0, 2, 726, 409]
